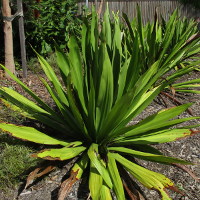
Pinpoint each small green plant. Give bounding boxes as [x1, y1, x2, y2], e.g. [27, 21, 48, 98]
[0, 8, 200, 200]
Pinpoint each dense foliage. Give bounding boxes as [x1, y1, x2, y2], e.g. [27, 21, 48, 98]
[24, 0, 82, 54]
[179, 0, 200, 9]
[0, 0, 82, 61]
[0, 7, 200, 200]
[123, 10, 200, 98]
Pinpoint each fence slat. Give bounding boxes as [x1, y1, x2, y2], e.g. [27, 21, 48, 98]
[78, 1, 199, 22]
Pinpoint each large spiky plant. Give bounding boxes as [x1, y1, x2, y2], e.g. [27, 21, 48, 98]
[0, 8, 199, 200]
[123, 8, 200, 108]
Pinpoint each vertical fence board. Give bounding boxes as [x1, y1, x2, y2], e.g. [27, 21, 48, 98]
[78, 0, 199, 22]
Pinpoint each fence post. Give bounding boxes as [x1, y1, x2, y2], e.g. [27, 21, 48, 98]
[17, 0, 27, 78]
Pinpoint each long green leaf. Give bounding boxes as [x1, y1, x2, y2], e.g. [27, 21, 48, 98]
[174, 84, 200, 88]
[115, 116, 199, 140]
[107, 153, 125, 200]
[71, 153, 89, 179]
[0, 98, 35, 120]
[37, 53, 69, 107]
[40, 77, 80, 134]
[96, 44, 114, 138]
[0, 64, 57, 115]
[136, 4, 146, 72]
[0, 123, 69, 146]
[88, 144, 113, 189]
[0, 87, 68, 133]
[89, 162, 103, 200]
[108, 147, 192, 165]
[100, 85, 164, 145]
[100, 182, 112, 200]
[111, 153, 174, 200]
[55, 44, 70, 86]
[102, 7, 112, 49]
[66, 82, 91, 141]
[0, 87, 50, 115]
[35, 146, 86, 160]
[118, 103, 193, 137]
[175, 89, 200, 94]
[68, 36, 87, 114]
[115, 129, 194, 145]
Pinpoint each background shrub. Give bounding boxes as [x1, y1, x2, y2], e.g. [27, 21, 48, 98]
[0, 0, 82, 63]
[24, 0, 82, 55]
[178, 0, 200, 9]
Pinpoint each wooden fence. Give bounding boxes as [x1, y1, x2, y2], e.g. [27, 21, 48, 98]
[77, 0, 200, 23]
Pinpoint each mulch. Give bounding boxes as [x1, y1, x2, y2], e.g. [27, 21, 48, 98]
[0, 70, 199, 200]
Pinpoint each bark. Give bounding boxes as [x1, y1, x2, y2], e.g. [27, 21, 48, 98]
[2, 0, 15, 77]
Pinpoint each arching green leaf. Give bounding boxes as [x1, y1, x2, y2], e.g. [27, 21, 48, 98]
[35, 146, 86, 160]
[0, 123, 70, 146]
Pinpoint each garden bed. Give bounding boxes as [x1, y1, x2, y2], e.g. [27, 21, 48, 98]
[0, 70, 199, 200]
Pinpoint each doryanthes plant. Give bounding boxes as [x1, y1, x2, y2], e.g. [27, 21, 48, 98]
[0, 8, 199, 200]
[123, 7, 200, 103]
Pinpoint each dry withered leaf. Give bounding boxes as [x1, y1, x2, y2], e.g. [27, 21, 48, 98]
[160, 91, 194, 115]
[58, 171, 78, 200]
[167, 184, 185, 196]
[170, 86, 176, 100]
[25, 168, 40, 189]
[25, 165, 56, 189]
[173, 163, 200, 182]
[123, 179, 139, 200]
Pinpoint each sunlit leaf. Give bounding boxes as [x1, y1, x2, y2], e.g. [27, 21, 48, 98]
[88, 144, 113, 189]
[34, 146, 86, 160]
[0, 123, 69, 146]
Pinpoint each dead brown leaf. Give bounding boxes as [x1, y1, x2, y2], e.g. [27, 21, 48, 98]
[58, 171, 78, 200]
[25, 165, 56, 189]
[173, 163, 200, 182]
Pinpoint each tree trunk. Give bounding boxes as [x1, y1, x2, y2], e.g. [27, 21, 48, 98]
[2, 0, 15, 77]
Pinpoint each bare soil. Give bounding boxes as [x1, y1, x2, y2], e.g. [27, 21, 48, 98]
[0, 70, 199, 200]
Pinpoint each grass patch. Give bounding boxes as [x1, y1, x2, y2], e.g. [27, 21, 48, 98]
[0, 103, 26, 124]
[0, 135, 39, 190]
[0, 103, 40, 191]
